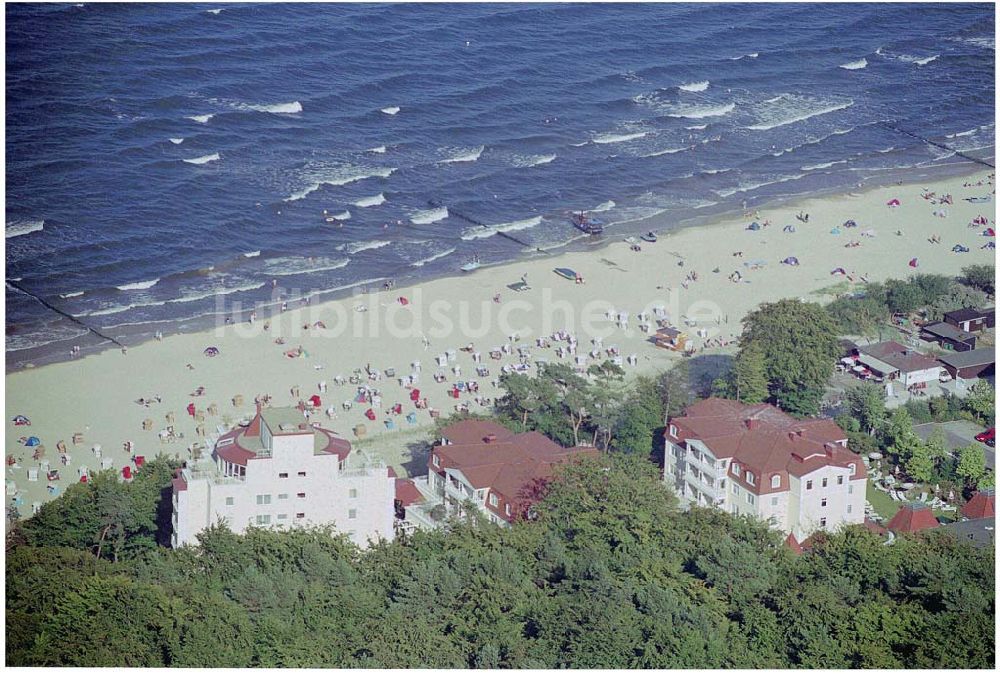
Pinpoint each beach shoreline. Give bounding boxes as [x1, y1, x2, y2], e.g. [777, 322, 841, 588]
[6, 156, 991, 374]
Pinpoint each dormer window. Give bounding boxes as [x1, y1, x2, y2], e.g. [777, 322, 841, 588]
[732, 463, 741, 477]
[848, 463, 856, 475]
[433, 455, 440, 467]
[489, 493, 498, 507]
[770, 475, 780, 488]
[669, 424, 678, 438]
[746, 472, 755, 486]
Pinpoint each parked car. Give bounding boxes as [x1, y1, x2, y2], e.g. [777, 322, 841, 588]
[975, 427, 995, 448]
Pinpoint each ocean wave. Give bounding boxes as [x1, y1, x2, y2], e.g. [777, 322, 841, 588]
[284, 166, 396, 202]
[336, 240, 391, 254]
[368, 146, 387, 154]
[513, 153, 557, 168]
[593, 131, 647, 144]
[261, 256, 350, 276]
[946, 128, 978, 138]
[686, 124, 708, 130]
[169, 138, 184, 144]
[380, 106, 400, 115]
[410, 206, 449, 225]
[700, 168, 732, 175]
[877, 146, 895, 153]
[183, 152, 220, 165]
[640, 146, 690, 158]
[187, 113, 214, 123]
[329, 210, 351, 221]
[353, 193, 386, 207]
[82, 281, 268, 317]
[897, 53, 939, 66]
[117, 278, 160, 291]
[6, 219, 44, 239]
[206, 8, 222, 14]
[770, 125, 860, 157]
[745, 94, 853, 131]
[59, 291, 85, 298]
[592, 200, 616, 212]
[409, 247, 457, 267]
[840, 58, 868, 70]
[679, 80, 710, 92]
[715, 174, 806, 198]
[461, 215, 542, 241]
[243, 250, 261, 258]
[243, 101, 302, 114]
[729, 52, 758, 60]
[954, 36, 994, 50]
[666, 102, 735, 119]
[439, 145, 484, 163]
[802, 159, 848, 171]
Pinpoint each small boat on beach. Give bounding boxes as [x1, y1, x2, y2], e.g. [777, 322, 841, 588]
[571, 211, 603, 235]
[460, 254, 482, 272]
[553, 267, 578, 280]
[641, 231, 658, 243]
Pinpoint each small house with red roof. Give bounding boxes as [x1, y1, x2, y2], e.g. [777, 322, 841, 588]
[172, 405, 395, 548]
[422, 419, 598, 526]
[886, 502, 939, 534]
[665, 398, 867, 541]
[961, 487, 995, 520]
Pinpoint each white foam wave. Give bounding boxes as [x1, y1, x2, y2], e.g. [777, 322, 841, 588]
[513, 153, 557, 168]
[117, 278, 160, 291]
[353, 193, 386, 208]
[284, 167, 396, 202]
[410, 247, 457, 267]
[6, 219, 44, 239]
[745, 94, 853, 131]
[715, 174, 806, 198]
[328, 210, 351, 221]
[593, 200, 616, 212]
[840, 58, 868, 70]
[368, 146, 387, 154]
[898, 54, 939, 65]
[641, 146, 690, 158]
[946, 128, 978, 138]
[206, 8, 222, 14]
[381, 106, 400, 115]
[244, 101, 302, 114]
[187, 113, 214, 123]
[686, 124, 708, 130]
[667, 102, 735, 119]
[336, 240, 391, 254]
[410, 206, 449, 225]
[461, 216, 543, 241]
[439, 145, 484, 163]
[243, 250, 261, 258]
[802, 159, 848, 171]
[59, 291, 84, 298]
[729, 52, 758, 60]
[955, 36, 994, 50]
[877, 146, 895, 153]
[593, 131, 647, 144]
[262, 256, 350, 276]
[679, 80, 710, 92]
[184, 152, 220, 165]
[169, 138, 184, 144]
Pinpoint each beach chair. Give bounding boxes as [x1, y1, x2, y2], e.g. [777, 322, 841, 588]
[406, 412, 417, 425]
[72, 432, 84, 445]
[353, 424, 367, 439]
[384, 419, 396, 431]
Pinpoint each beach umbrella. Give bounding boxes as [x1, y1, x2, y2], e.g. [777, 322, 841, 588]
[203, 346, 220, 357]
[984, 227, 995, 237]
[11, 415, 30, 426]
[831, 267, 846, 276]
[781, 256, 800, 266]
[830, 227, 840, 235]
[886, 198, 901, 207]
[23, 436, 40, 447]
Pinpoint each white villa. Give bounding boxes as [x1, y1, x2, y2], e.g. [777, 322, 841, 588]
[171, 405, 395, 548]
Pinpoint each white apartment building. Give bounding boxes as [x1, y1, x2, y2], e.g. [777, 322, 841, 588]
[664, 398, 866, 542]
[172, 406, 395, 548]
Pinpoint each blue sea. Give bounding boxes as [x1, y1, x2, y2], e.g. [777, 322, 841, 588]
[5, 2, 995, 366]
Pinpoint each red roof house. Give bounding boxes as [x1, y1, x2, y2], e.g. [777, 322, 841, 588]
[961, 488, 995, 520]
[887, 502, 939, 533]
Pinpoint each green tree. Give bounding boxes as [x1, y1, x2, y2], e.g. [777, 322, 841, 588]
[955, 443, 987, 489]
[657, 360, 692, 421]
[845, 382, 887, 435]
[729, 344, 769, 404]
[963, 379, 995, 425]
[612, 376, 663, 455]
[960, 264, 995, 296]
[904, 440, 935, 484]
[738, 299, 840, 415]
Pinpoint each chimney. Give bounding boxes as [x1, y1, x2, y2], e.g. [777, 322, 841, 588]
[484, 434, 497, 444]
[745, 418, 759, 430]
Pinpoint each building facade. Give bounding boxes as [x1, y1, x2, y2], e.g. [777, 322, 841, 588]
[855, 341, 943, 389]
[172, 406, 395, 548]
[663, 398, 866, 541]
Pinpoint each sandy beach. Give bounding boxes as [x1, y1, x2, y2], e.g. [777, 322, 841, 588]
[6, 168, 995, 514]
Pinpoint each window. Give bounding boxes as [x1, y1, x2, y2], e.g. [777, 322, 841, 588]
[837, 475, 844, 485]
[822, 478, 828, 488]
[297, 492, 306, 499]
[505, 504, 511, 516]
[806, 480, 813, 490]
[256, 494, 271, 505]
[349, 488, 358, 498]
[848, 484, 854, 495]
[821, 498, 827, 508]
[848, 463, 857, 475]
[770, 474, 780, 488]
[770, 496, 779, 507]
[297, 471, 307, 477]
[746, 472, 755, 486]
[732, 463, 741, 476]
[820, 517, 827, 528]
[277, 513, 288, 520]
[669, 424, 678, 438]
[489, 493, 498, 506]
[731, 482, 738, 494]
[746, 493, 755, 505]
[348, 509, 357, 519]
[296, 512, 305, 519]
[279, 472, 288, 479]
[256, 514, 271, 525]
[847, 505, 852, 514]
[433, 455, 440, 467]
[225, 497, 234, 506]
[278, 493, 289, 500]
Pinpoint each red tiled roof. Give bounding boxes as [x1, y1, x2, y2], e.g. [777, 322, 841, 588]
[387, 466, 398, 478]
[857, 341, 940, 373]
[440, 419, 515, 445]
[784, 532, 803, 554]
[670, 398, 862, 495]
[394, 478, 424, 507]
[887, 502, 939, 533]
[864, 517, 888, 537]
[214, 414, 351, 466]
[961, 488, 995, 520]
